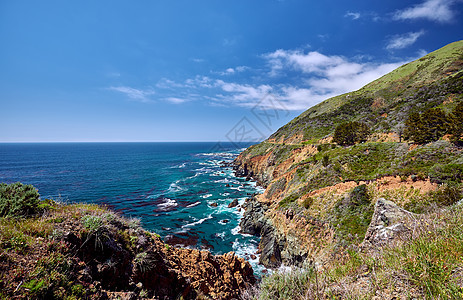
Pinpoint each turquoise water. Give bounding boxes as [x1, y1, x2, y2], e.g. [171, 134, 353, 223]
[0, 142, 265, 272]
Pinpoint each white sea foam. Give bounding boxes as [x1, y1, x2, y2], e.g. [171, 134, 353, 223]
[232, 238, 268, 275]
[157, 198, 178, 209]
[231, 225, 241, 235]
[167, 181, 183, 193]
[201, 194, 212, 199]
[186, 201, 201, 208]
[182, 214, 213, 228]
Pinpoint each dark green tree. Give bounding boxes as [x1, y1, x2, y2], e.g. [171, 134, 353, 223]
[404, 108, 449, 144]
[333, 121, 370, 146]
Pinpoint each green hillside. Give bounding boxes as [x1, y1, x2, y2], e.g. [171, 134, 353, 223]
[269, 40, 463, 144]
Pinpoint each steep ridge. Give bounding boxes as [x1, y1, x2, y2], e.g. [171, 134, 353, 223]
[234, 40, 463, 269]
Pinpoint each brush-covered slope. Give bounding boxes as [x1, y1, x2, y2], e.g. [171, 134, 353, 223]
[234, 41, 463, 272]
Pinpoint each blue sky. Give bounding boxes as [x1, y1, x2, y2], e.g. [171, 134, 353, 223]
[1, 0, 462, 142]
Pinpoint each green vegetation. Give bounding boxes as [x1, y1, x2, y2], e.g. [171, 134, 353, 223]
[403, 104, 463, 144]
[450, 101, 463, 145]
[333, 121, 370, 146]
[330, 185, 374, 247]
[250, 205, 463, 299]
[0, 182, 41, 217]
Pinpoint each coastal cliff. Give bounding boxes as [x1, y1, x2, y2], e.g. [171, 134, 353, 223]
[234, 41, 463, 271]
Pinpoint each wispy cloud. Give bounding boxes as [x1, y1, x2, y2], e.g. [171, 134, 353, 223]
[130, 49, 410, 110]
[215, 80, 273, 106]
[393, 0, 461, 23]
[165, 97, 188, 104]
[217, 66, 249, 75]
[386, 30, 425, 50]
[108, 86, 155, 102]
[345, 11, 361, 20]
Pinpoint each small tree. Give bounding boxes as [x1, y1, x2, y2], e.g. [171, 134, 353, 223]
[333, 121, 370, 146]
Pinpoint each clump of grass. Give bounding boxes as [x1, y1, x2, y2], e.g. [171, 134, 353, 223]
[81, 215, 108, 250]
[257, 268, 316, 300]
[134, 252, 155, 273]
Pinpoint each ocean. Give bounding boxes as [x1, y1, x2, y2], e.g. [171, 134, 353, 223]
[0, 142, 265, 273]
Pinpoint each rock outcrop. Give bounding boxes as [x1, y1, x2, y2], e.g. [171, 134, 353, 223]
[239, 197, 331, 269]
[361, 198, 414, 249]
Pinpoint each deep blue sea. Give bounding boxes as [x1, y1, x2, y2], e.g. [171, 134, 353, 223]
[0, 142, 265, 272]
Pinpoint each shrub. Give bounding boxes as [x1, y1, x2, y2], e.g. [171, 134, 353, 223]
[432, 184, 462, 206]
[134, 252, 154, 273]
[0, 182, 41, 217]
[333, 121, 370, 146]
[258, 268, 314, 300]
[301, 197, 313, 209]
[322, 154, 330, 167]
[279, 194, 299, 208]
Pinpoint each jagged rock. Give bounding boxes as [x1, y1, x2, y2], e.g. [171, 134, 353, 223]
[259, 222, 283, 268]
[239, 198, 268, 236]
[210, 202, 218, 207]
[362, 198, 414, 248]
[228, 199, 239, 208]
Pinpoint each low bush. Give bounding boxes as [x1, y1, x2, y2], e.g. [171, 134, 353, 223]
[0, 182, 41, 217]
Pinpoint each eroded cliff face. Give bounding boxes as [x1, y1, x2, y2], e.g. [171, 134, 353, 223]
[234, 140, 449, 270]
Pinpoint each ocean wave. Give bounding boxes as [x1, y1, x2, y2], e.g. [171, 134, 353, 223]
[186, 201, 201, 208]
[168, 162, 187, 169]
[201, 194, 212, 199]
[181, 214, 213, 228]
[196, 152, 236, 158]
[167, 181, 184, 194]
[153, 198, 178, 212]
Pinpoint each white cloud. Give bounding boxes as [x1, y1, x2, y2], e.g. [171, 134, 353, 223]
[215, 80, 273, 106]
[165, 97, 188, 104]
[156, 78, 187, 89]
[393, 0, 460, 23]
[386, 30, 425, 50]
[108, 86, 155, 102]
[345, 11, 361, 20]
[150, 49, 411, 111]
[216, 66, 249, 76]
